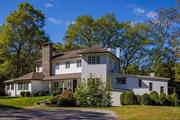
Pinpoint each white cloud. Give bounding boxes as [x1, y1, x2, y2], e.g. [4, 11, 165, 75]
[48, 17, 75, 26]
[146, 11, 158, 19]
[134, 7, 145, 14]
[126, 4, 145, 15]
[48, 17, 64, 25]
[44, 3, 54, 8]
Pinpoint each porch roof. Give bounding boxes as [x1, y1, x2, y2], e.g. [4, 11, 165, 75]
[15, 72, 45, 81]
[44, 73, 81, 80]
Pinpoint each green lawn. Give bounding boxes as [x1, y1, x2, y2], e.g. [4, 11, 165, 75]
[0, 96, 180, 120]
[0, 96, 50, 108]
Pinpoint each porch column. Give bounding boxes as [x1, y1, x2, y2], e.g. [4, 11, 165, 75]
[49, 80, 52, 94]
[62, 80, 64, 92]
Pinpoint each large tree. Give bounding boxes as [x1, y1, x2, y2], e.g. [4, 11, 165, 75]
[64, 14, 120, 48]
[116, 23, 150, 74]
[0, 3, 49, 78]
[147, 8, 178, 78]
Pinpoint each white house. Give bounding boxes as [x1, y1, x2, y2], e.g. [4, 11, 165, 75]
[4, 43, 169, 106]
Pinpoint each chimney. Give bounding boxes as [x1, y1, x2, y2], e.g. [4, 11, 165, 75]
[116, 47, 120, 58]
[149, 72, 155, 77]
[42, 43, 53, 77]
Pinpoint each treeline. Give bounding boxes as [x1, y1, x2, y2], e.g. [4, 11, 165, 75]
[0, 2, 179, 95]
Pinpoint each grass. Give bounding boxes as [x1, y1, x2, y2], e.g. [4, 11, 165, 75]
[0, 96, 50, 108]
[0, 96, 180, 120]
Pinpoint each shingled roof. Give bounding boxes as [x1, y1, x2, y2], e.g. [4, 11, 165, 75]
[15, 72, 45, 81]
[35, 47, 118, 62]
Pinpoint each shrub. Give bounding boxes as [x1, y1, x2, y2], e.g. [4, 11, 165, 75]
[57, 97, 75, 107]
[124, 91, 136, 105]
[171, 93, 179, 106]
[25, 91, 31, 97]
[38, 90, 45, 96]
[141, 93, 151, 105]
[32, 92, 39, 97]
[74, 75, 111, 107]
[166, 95, 172, 106]
[150, 91, 159, 105]
[20, 91, 25, 97]
[136, 95, 141, 105]
[120, 92, 127, 105]
[49, 97, 58, 105]
[52, 90, 62, 97]
[159, 93, 168, 106]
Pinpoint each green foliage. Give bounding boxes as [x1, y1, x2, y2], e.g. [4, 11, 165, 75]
[141, 93, 151, 105]
[150, 91, 159, 105]
[0, 2, 49, 78]
[171, 93, 179, 106]
[74, 74, 111, 107]
[49, 97, 58, 105]
[38, 90, 45, 96]
[136, 95, 142, 105]
[120, 92, 126, 105]
[57, 97, 75, 107]
[52, 90, 62, 97]
[20, 91, 25, 97]
[159, 93, 168, 106]
[25, 91, 31, 97]
[124, 91, 137, 105]
[120, 91, 137, 105]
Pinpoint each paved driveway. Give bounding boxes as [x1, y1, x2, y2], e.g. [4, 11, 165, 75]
[0, 108, 117, 120]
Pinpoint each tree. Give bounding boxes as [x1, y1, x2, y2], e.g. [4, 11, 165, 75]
[117, 23, 151, 74]
[65, 14, 120, 48]
[147, 8, 178, 76]
[65, 15, 95, 47]
[0, 3, 49, 78]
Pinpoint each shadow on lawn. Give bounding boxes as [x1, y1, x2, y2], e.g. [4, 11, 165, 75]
[0, 96, 19, 99]
[0, 105, 21, 109]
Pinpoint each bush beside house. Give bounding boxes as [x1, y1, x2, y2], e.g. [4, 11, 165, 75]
[120, 91, 180, 106]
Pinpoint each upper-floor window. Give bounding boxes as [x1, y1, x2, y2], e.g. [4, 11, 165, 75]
[77, 60, 81, 67]
[149, 82, 153, 91]
[36, 64, 41, 71]
[88, 56, 100, 64]
[116, 77, 126, 84]
[66, 61, 70, 68]
[160, 86, 164, 93]
[55, 63, 60, 69]
[138, 79, 142, 87]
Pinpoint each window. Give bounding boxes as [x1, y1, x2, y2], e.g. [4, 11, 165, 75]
[116, 77, 126, 84]
[24, 83, 29, 90]
[55, 63, 59, 69]
[54, 82, 59, 88]
[77, 60, 81, 67]
[36, 64, 41, 71]
[138, 79, 142, 87]
[65, 61, 70, 68]
[149, 82, 153, 91]
[11, 83, 14, 90]
[18, 82, 29, 90]
[88, 56, 100, 64]
[160, 86, 164, 93]
[7, 84, 10, 90]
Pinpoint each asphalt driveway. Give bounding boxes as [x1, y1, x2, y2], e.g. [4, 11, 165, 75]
[0, 108, 117, 120]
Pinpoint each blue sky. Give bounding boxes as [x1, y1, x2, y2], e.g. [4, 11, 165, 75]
[0, 0, 177, 43]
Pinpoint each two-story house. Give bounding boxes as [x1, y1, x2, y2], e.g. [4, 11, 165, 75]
[5, 43, 169, 106]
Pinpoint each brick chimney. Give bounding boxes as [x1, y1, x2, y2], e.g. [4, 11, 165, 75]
[42, 43, 53, 77]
